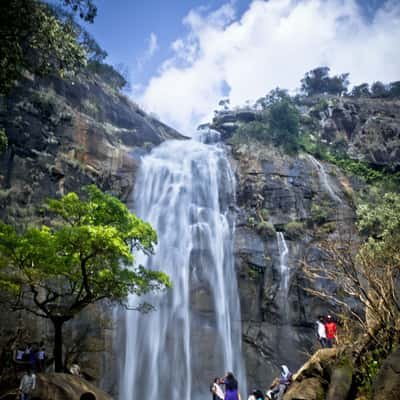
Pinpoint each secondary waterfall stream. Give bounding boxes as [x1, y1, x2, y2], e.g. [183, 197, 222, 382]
[276, 232, 289, 320]
[119, 137, 246, 400]
[307, 155, 342, 204]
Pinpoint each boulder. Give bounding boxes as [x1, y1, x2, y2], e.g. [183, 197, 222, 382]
[32, 373, 112, 400]
[283, 377, 325, 400]
[326, 361, 353, 400]
[372, 347, 400, 400]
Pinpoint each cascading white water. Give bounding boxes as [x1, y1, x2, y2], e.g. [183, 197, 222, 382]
[119, 138, 246, 400]
[276, 232, 290, 319]
[307, 155, 342, 204]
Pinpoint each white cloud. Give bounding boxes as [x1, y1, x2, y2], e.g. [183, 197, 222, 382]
[138, 0, 400, 134]
[136, 32, 159, 71]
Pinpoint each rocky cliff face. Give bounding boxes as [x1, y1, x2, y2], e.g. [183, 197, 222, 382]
[213, 95, 400, 390]
[0, 72, 185, 225]
[227, 141, 356, 388]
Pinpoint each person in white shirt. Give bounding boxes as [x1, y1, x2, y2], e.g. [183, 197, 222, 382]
[316, 315, 327, 348]
[211, 377, 224, 400]
[19, 368, 36, 400]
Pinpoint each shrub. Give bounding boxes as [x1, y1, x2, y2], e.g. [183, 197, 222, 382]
[284, 221, 305, 239]
[256, 221, 276, 238]
[319, 221, 336, 235]
[259, 208, 269, 221]
[310, 203, 329, 225]
[236, 121, 270, 143]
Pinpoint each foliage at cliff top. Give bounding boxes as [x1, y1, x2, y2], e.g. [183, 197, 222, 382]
[0, 185, 171, 371]
[232, 88, 301, 154]
[0, 0, 127, 95]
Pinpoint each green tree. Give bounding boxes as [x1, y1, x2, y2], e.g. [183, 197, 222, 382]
[266, 90, 300, 153]
[301, 66, 349, 96]
[0, 186, 171, 372]
[388, 81, 400, 98]
[0, 0, 96, 94]
[370, 81, 388, 98]
[350, 83, 370, 97]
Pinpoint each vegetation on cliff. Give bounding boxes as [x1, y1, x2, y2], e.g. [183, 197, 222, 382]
[0, 185, 171, 372]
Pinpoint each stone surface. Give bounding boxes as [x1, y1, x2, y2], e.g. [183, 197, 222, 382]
[372, 347, 400, 400]
[32, 373, 113, 400]
[326, 362, 353, 400]
[283, 377, 325, 400]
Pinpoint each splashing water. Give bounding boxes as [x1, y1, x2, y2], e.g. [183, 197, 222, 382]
[119, 138, 246, 400]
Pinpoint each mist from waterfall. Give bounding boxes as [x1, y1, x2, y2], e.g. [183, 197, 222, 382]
[307, 155, 342, 204]
[119, 138, 246, 400]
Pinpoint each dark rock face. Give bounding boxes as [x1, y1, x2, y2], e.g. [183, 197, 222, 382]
[318, 97, 400, 171]
[228, 142, 355, 389]
[0, 73, 185, 225]
[372, 347, 400, 400]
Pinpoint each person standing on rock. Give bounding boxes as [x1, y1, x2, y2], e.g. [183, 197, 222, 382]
[324, 315, 337, 348]
[19, 368, 36, 400]
[316, 316, 327, 348]
[211, 377, 225, 400]
[222, 372, 240, 400]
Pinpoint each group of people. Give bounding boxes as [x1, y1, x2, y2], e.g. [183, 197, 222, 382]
[211, 372, 240, 400]
[210, 315, 338, 400]
[15, 341, 46, 372]
[315, 314, 337, 348]
[210, 366, 292, 400]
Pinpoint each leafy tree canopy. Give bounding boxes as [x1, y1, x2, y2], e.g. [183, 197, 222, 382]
[0, 0, 128, 94]
[301, 66, 349, 96]
[0, 0, 90, 94]
[0, 185, 171, 370]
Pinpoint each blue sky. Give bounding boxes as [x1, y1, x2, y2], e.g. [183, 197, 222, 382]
[82, 0, 400, 133]
[83, 1, 249, 86]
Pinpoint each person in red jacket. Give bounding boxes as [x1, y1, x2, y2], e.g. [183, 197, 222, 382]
[324, 315, 337, 348]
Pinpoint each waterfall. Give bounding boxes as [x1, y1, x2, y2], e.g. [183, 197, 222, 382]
[119, 138, 246, 400]
[307, 155, 342, 204]
[276, 232, 290, 319]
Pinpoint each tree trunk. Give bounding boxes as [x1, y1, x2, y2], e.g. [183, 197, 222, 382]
[52, 318, 65, 372]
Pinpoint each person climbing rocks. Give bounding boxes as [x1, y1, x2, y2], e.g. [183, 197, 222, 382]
[211, 377, 225, 400]
[222, 372, 240, 400]
[265, 365, 292, 400]
[324, 315, 337, 348]
[316, 315, 327, 348]
[19, 368, 36, 400]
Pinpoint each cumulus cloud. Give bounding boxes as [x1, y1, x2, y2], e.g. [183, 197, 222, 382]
[138, 0, 400, 133]
[136, 32, 159, 71]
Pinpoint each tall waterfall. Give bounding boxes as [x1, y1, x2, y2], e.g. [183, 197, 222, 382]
[307, 155, 342, 204]
[119, 138, 246, 400]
